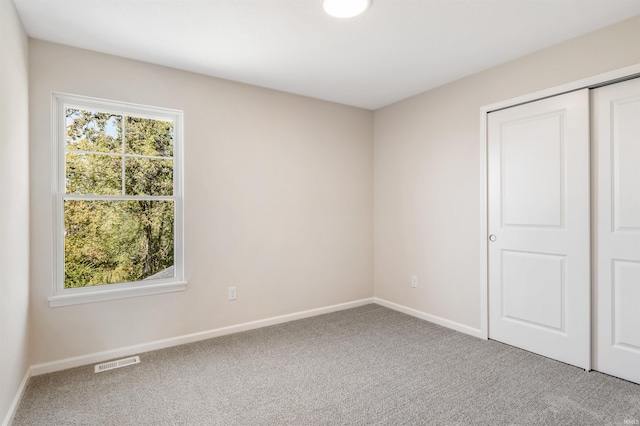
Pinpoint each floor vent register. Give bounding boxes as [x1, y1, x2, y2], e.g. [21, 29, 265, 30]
[94, 356, 141, 373]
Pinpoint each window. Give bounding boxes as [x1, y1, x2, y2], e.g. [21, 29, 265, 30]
[49, 93, 185, 307]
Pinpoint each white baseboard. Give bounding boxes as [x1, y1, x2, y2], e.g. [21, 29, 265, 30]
[2, 367, 31, 426]
[8, 296, 477, 424]
[30, 297, 375, 376]
[373, 297, 483, 338]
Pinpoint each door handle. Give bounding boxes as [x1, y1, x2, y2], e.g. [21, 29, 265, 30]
[489, 234, 497, 242]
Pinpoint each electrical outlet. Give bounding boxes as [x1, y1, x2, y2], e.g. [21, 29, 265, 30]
[228, 286, 237, 301]
[411, 275, 418, 288]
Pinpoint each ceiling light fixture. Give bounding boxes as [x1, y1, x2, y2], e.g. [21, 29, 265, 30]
[323, 0, 370, 19]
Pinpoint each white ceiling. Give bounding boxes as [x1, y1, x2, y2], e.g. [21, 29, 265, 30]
[13, 0, 640, 110]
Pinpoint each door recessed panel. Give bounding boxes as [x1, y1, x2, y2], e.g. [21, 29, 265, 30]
[501, 112, 564, 228]
[613, 260, 640, 351]
[489, 89, 589, 370]
[502, 250, 565, 332]
[613, 97, 640, 232]
[594, 78, 640, 384]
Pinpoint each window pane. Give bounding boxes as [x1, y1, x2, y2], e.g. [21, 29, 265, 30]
[125, 157, 173, 196]
[64, 200, 175, 288]
[66, 153, 122, 195]
[66, 108, 122, 153]
[125, 116, 174, 157]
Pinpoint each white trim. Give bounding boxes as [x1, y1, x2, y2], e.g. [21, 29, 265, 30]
[50, 92, 185, 306]
[479, 107, 489, 340]
[1, 367, 31, 426]
[59, 93, 182, 120]
[374, 297, 483, 338]
[48, 281, 187, 308]
[482, 64, 640, 114]
[31, 298, 375, 376]
[478, 63, 640, 340]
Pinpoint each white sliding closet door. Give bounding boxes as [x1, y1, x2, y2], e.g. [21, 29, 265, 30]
[488, 90, 591, 369]
[593, 77, 640, 384]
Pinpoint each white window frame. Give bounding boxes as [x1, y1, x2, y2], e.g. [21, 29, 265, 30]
[49, 93, 186, 308]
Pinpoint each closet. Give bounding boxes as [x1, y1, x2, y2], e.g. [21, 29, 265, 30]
[487, 77, 640, 384]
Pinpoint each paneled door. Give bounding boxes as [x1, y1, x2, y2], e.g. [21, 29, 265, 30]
[488, 90, 591, 369]
[593, 78, 640, 384]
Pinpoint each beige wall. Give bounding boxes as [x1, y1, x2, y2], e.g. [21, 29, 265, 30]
[29, 40, 373, 365]
[0, 0, 30, 422]
[18, 7, 640, 376]
[374, 15, 640, 330]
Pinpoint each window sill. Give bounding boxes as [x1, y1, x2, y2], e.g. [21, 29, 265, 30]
[48, 280, 187, 308]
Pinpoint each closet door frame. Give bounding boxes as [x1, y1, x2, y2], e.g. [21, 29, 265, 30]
[479, 63, 640, 343]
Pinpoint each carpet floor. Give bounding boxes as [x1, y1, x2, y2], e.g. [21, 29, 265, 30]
[13, 304, 640, 425]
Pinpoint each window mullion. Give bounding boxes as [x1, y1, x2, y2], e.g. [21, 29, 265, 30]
[51, 92, 184, 306]
[63, 194, 175, 202]
[64, 150, 173, 161]
[121, 115, 126, 196]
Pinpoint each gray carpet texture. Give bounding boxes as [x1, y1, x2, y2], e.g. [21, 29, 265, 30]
[13, 304, 640, 425]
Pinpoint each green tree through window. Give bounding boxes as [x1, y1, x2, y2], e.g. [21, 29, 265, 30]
[63, 107, 175, 288]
